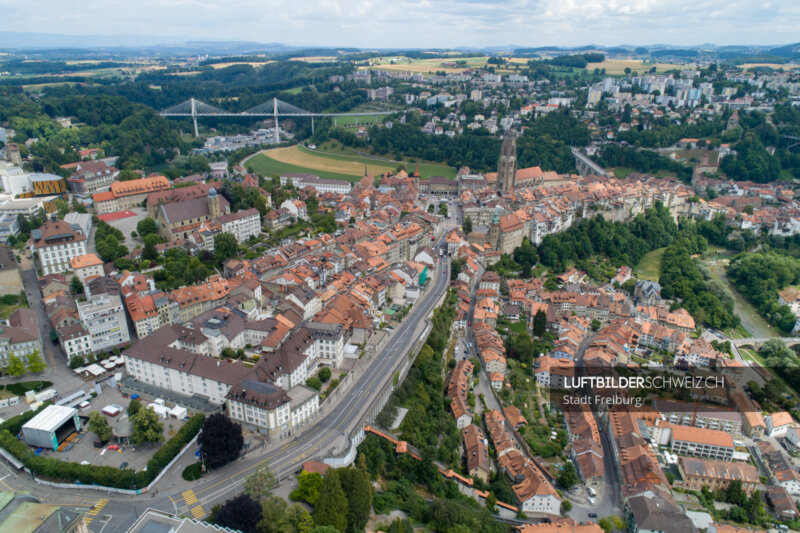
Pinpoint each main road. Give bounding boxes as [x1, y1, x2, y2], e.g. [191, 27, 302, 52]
[4, 230, 453, 532]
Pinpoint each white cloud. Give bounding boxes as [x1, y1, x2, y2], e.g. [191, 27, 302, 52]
[0, 0, 798, 47]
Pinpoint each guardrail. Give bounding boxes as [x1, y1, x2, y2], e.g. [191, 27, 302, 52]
[323, 317, 433, 468]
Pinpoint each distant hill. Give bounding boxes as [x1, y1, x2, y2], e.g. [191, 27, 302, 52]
[0, 33, 798, 62]
[768, 43, 800, 58]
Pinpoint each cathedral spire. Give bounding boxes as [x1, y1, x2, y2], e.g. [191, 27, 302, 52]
[497, 131, 518, 192]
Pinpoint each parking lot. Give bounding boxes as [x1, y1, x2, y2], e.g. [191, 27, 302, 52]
[454, 333, 473, 361]
[36, 386, 188, 472]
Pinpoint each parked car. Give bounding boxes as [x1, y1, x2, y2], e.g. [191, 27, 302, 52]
[588, 513, 597, 518]
[120, 461, 128, 469]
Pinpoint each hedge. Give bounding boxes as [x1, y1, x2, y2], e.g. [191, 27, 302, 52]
[0, 403, 49, 435]
[146, 414, 205, 477]
[0, 412, 205, 489]
[182, 462, 203, 481]
[6, 381, 53, 396]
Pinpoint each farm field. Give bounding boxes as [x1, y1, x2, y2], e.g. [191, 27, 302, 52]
[739, 63, 791, 70]
[362, 56, 489, 74]
[22, 82, 77, 92]
[245, 144, 456, 182]
[206, 61, 274, 69]
[289, 56, 338, 62]
[246, 152, 362, 183]
[585, 59, 686, 74]
[362, 55, 687, 77]
[167, 71, 202, 76]
[303, 144, 456, 179]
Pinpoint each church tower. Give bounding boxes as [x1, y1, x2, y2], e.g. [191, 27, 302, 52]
[497, 132, 518, 192]
[207, 187, 221, 219]
[488, 208, 501, 250]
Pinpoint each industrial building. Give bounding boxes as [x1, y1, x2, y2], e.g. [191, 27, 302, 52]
[21, 405, 81, 451]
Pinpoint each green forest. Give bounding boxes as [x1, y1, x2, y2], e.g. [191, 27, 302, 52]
[659, 233, 738, 329]
[727, 251, 800, 333]
[537, 204, 678, 272]
[361, 108, 589, 173]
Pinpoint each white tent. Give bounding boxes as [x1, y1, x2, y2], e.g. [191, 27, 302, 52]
[86, 364, 105, 376]
[148, 403, 170, 419]
[169, 405, 188, 419]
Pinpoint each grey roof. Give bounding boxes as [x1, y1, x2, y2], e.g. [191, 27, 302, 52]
[0, 246, 18, 271]
[128, 508, 239, 533]
[159, 196, 229, 225]
[290, 284, 316, 305]
[113, 415, 133, 438]
[307, 321, 344, 340]
[216, 208, 260, 225]
[628, 495, 696, 533]
[88, 276, 120, 296]
[190, 309, 245, 341]
[125, 326, 249, 386]
[227, 379, 290, 410]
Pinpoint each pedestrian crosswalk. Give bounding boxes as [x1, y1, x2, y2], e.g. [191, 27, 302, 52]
[183, 490, 205, 519]
[84, 498, 109, 525]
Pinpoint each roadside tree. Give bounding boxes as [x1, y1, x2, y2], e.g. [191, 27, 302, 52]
[198, 413, 244, 469]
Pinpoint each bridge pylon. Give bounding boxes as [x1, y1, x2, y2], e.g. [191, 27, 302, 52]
[190, 98, 199, 137]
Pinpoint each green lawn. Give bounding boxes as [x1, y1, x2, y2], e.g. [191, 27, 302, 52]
[635, 247, 665, 282]
[331, 114, 383, 127]
[245, 153, 364, 183]
[705, 245, 736, 261]
[726, 324, 752, 339]
[299, 145, 457, 179]
[508, 321, 528, 335]
[612, 167, 636, 179]
[0, 302, 26, 320]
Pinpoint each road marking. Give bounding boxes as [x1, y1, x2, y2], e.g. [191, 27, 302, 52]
[95, 514, 113, 533]
[86, 498, 109, 517]
[188, 272, 448, 504]
[182, 489, 198, 505]
[191, 504, 205, 519]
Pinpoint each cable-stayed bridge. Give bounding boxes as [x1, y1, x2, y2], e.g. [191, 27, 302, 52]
[159, 97, 400, 139]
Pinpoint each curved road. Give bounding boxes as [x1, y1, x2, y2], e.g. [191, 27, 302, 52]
[3, 230, 452, 532]
[165, 241, 451, 519]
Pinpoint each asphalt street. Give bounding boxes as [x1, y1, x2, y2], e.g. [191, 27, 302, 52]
[567, 333, 622, 522]
[0, 229, 453, 532]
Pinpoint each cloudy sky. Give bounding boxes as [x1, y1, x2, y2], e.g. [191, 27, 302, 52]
[1, 0, 799, 48]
